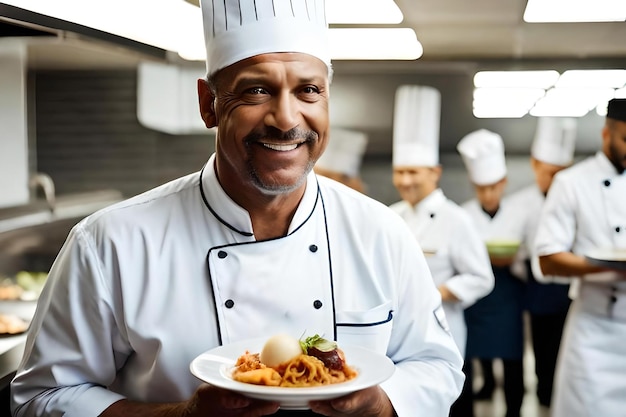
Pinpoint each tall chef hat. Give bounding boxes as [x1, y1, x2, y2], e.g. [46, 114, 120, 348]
[457, 129, 507, 186]
[200, 0, 330, 76]
[531, 117, 577, 166]
[316, 128, 369, 177]
[392, 85, 442, 167]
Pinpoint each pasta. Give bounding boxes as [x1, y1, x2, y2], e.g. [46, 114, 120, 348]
[232, 350, 358, 387]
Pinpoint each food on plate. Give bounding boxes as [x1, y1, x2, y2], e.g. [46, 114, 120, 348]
[0, 313, 29, 334]
[232, 334, 358, 387]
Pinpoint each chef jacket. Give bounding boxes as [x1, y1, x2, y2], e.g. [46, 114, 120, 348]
[534, 151, 626, 417]
[11, 154, 464, 417]
[390, 188, 494, 355]
[514, 185, 572, 287]
[462, 193, 528, 254]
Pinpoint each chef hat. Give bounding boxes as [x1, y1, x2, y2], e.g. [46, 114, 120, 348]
[607, 98, 626, 122]
[200, 0, 330, 76]
[457, 129, 507, 185]
[531, 117, 577, 166]
[392, 85, 441, 167]
[316, 128, 368, 177]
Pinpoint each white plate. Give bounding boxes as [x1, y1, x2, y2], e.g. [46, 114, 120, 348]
[586, 248, 626, 270]
[189, 338, 395, 410]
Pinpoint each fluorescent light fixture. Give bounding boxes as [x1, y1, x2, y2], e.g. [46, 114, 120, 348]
[327, 0, 403, 24]
[530, 87, 615, 117]
[524, 0, 626, 22]
[472, 87, 545, 118]
[4, 0, 418, 61]
[556, 69, 626, 88]
[473, 71, 559, 89]
[330, 28, 422, 60]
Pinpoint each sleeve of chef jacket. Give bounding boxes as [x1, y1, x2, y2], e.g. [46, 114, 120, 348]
[379, 216, 465, 416]
[11, 224, 126, 417]
[445, 212, 494, 308]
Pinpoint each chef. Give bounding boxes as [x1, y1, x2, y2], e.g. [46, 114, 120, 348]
[457, 129, 527, 417]
[10, 1, 464, 417]
[314, 127, 368, 193]
[534, 98, 626, 417]
[513, 117, 577, 407]
[389, 85, 494, 417]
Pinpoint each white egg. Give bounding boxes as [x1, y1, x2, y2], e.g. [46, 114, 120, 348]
[260, 334, 303, 368]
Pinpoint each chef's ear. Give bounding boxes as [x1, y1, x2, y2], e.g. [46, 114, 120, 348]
[198, 78, 217, 128]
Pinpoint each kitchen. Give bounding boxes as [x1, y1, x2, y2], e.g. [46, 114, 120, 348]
[1, 1, 626, 416]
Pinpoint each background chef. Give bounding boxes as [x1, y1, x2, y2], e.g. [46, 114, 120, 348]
[389, 85, 494, 417]
[534, 98, 626, 417]
[10, 1, 464, 416]
[314, 127, 368, 193]
[513, 116, 577, 408]
[457, 129, 527, 417]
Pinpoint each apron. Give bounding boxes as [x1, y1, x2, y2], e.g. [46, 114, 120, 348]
[524, 260, 571, 315]
[206, 189, 336, 346]
[464, 265, 525, 360]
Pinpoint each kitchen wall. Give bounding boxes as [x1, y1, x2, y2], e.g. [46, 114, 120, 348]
[29, 65, 607, 208]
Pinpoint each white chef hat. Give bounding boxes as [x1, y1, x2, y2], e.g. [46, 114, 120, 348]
[531, 117, 577, 166]
[316, 128, 368, 177]
[457, 129, 507, 185]
[200, 0, 330, 76]
[392, 85, 441, 167]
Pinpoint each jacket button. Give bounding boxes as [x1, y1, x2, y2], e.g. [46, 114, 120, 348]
[309, 245, 318, 253]
[430, 213, 435, 219]
[225, 299, 235, 308]
[604, 179, 611, 187]
[313, 300, 323, 309]
[616, 227, 621, 233]
[218, 250, 228, 259]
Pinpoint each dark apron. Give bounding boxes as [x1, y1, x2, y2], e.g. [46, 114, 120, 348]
[524, 260, 571, 315]
[464, 265, 525, 360]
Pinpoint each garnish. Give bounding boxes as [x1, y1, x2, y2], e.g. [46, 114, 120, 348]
[300, 334, 344, 370]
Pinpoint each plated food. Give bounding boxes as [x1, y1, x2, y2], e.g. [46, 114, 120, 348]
[232, 334, 358, 387]
[485, 239, 521, 258]
[189, 337, 395, 409]
[0, 313, 29, 335]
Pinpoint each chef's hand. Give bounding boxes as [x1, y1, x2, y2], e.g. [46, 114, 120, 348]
[184, 384, 280, 417]
[309, 386, 396, 417]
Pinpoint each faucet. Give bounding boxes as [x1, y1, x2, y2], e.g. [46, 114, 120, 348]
[29, 173, 56, 213]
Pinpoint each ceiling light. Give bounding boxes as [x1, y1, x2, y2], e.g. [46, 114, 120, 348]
[473, 71, 559, 89]
[472, 87, 545, 118]
[327, 0, 403, 24]
[329, 28, 422, 60]
[556, 69, 626, 88]
[530, 87, 616, 117]
[524, 0, 626, 22]
[3, 0, 418, 61]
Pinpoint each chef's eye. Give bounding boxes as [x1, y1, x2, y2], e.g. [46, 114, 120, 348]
[302, 86, 320, 94]
[247, 87, 268, 95]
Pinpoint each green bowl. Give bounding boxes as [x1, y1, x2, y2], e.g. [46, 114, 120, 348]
[486, 240, 521, 257]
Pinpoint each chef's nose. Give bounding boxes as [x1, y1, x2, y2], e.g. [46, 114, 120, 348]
[265, 91, 299, 131]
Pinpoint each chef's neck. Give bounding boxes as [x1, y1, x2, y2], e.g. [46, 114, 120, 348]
[481, 205, 500, 219]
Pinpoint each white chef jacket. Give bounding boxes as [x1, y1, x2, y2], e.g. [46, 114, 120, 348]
[534, 151, 626, 417]
[390, 189, 494, 356]
[513, 185, 571, 286]
[11, 154, 464, 417]
[461, 193, 528, 252]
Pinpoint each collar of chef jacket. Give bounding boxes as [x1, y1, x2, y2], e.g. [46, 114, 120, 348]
[200, 153, 320, 237]
[414, 188, 446, 216]
[595, 150, 625, 178]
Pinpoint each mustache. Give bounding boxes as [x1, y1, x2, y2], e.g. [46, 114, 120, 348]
[244, 126, 318, 144]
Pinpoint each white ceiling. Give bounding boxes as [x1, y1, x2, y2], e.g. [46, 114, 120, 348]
[3, 0, 626, 70]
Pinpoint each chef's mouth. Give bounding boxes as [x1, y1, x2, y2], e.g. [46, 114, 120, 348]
[261, 142, 305, 151]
